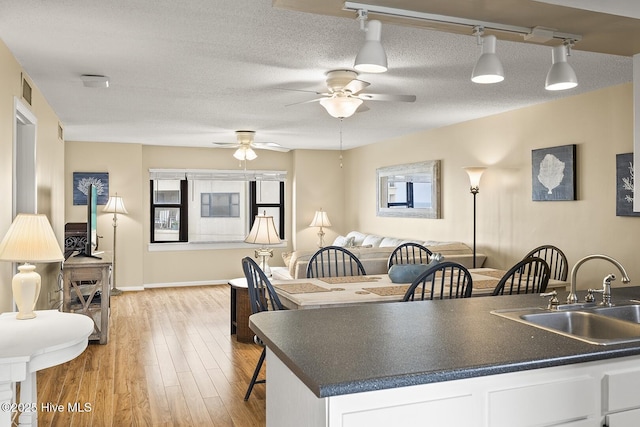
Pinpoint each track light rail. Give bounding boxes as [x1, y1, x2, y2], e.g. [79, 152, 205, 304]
[343, 2, 581, 42]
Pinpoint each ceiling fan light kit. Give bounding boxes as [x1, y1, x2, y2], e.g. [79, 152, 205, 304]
[471, 33, 504, 84]
[320, 96, 363, 118]
[233, 146, 257, 161]
[545, 43, 578, 91]
[213, 130, 289, 161]
[345, 2, 581, 90]
[354, 18, 388, 73]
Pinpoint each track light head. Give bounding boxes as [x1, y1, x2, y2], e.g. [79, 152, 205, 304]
[545, 43, 578, 91]
[354, 17, 387, 73]
[471, 34, 504, 84]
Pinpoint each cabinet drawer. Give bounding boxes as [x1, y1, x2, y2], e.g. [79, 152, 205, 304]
[68, 267, 103, 282]
[604, 370, 640, 412]
[606, 408, 640, 426]
[488, 377, 596, 427]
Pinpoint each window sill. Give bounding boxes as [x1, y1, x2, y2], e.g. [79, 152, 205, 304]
[148, 240, 288, 252]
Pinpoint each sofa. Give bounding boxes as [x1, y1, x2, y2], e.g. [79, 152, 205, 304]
[272, 231, 486, 280]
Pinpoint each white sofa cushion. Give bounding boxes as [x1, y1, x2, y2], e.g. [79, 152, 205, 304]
[362, 234, 384, 247]
[346, 231, 367, 246]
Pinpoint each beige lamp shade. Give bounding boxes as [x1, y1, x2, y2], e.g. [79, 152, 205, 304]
[309, 210, 332, 228]
[103, 195, 128, 214]
[0, 214, 64, 263]
[245, 214, 281, 245]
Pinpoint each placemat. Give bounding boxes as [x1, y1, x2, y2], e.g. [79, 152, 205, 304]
[472, 279, 500, 290]
[474, 269, 507, 279]
[362, 285, 413, 296]
[318, 276, 383, 284]
[273, 282, 331, 294]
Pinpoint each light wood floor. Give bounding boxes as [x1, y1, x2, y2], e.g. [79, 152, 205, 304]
[35, 285, 266, 426]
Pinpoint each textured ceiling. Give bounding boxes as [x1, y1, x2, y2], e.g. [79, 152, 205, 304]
[0, 0, 635, 152]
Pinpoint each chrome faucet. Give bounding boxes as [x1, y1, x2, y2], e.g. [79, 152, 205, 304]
[567, 254, 631, 304]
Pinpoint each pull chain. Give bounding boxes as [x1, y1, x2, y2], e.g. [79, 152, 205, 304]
[339, 118, 344, 168]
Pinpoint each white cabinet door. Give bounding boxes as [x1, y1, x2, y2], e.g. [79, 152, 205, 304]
[606, 408, 640, 427]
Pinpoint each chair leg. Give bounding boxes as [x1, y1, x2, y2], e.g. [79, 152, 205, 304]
[244, 347, 266, 401]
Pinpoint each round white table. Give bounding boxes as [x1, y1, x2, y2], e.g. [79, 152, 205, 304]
[0, 310, 93, 427]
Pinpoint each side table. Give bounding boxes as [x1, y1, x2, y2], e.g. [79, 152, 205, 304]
[62, 252, 112, 344]
[228, 278, 253, 343]
[0, 310, 93, 427]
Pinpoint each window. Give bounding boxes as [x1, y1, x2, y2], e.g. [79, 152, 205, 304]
[201, 193, 240, 218]
[150, 169, 286, 246]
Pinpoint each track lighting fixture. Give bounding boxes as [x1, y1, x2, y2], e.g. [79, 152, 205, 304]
[354, 10, 387, 73]
[471, 28, 504, 84]
[545, 41, 578, 91]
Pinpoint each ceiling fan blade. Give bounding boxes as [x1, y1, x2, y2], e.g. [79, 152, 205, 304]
[252, 142, 290, 152]
[285, 97, 324, 107]
[275, 87, 329, 96]
[212, 142, 241, 148]
[357, 93, 417, 102]
[356, 103, 370, 113]
[343, 79, 370, 95]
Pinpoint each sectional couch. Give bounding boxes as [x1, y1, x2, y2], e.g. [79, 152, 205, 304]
[271, 231, 486, 280]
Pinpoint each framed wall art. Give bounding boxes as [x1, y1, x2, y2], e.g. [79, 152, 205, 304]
[73, 172, 109, 205]
[532, 144, 576, 201]
[616, 153, 640, 217]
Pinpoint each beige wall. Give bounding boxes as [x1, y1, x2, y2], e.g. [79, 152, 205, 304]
[63, 83, 637, 292]
[344, 83, 636, 290]
[0, 40, 65, 313]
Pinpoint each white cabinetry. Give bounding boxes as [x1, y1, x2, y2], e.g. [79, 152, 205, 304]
[267, 350, 640, 427]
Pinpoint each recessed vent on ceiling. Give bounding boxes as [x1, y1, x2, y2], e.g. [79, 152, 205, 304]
[22, 76, 32, 105]
[58, 123, 64, 141]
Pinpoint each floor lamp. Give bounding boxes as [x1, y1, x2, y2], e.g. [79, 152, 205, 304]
[103, 194, 128, 296]
[463, 167, 486, 268]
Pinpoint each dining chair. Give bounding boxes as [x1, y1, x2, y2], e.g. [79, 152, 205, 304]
[523, 244, 568, 281]
[306, 246, 367, 278]
[492, 256, 551, 296]
[402, 261, 473, 301]
[387, 242, 433, 269]
[241, 256, 285, 401]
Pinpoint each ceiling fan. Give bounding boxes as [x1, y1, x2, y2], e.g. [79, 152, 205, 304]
[286, 69, 417, 118]
[213, 130, 290, 161]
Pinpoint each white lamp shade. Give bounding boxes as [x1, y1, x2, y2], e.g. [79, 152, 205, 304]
[463, 167, 487, 190]
[545, 44, 578, 91]
[354, 20, 388, 73]
[245, 214, 281, 245]
[471, 35, 504, 84]
[103, 195, 128, 214]
[320, 96, 363, 118]
[309, 210, 332, 228]
[0, 214, 63, 263]
[234, 146, 258, 161]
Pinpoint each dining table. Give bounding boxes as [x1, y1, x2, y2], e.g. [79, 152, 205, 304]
[271, 267, 569, 310]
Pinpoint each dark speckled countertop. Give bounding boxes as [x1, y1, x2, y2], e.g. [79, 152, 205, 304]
[249, 286, 640, 398]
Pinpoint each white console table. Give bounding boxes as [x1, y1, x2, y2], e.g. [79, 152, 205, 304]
[0, 310, 93, 427]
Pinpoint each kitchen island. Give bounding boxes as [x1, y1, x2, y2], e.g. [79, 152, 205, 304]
[250, 286, 640, 427]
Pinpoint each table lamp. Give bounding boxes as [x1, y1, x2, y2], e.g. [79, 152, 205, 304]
[309, 209, 331, 248]
[0, 214, 64, 319]
[245, 212, 281, 277]
[103, 194, 128, 296]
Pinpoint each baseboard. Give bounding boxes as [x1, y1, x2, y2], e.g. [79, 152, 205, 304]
[143, 279, 229, 289]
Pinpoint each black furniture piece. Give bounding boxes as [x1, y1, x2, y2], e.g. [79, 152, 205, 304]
[387, 242, 433, 269]
[306, 246, 367, 278]
[242, 256, 285, 401]
[402, 261, 473, 301]
[523, 244, 568, 281]
[492, 256, 551, 296]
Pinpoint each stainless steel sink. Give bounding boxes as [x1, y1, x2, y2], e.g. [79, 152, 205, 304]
[492, 303, 640, 345]
[591, 304, 640, 323]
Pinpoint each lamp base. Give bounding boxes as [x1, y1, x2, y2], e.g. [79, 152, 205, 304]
[255, 248, 274, 277]
[12, 263, 41, 320]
